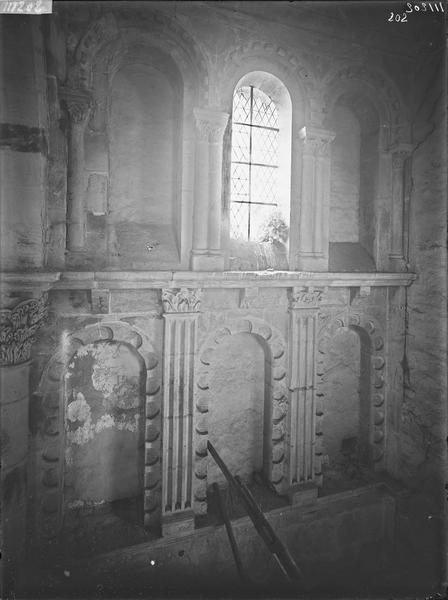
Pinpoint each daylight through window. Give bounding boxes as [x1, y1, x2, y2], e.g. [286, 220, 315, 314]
[230, 86, 279, 241]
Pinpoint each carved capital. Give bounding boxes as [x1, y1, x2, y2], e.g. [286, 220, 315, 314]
[194, 108, 229, 143]
[299, 126, 335, 158]
[0, 293, 49, 366]
[162, 288, 202, 313]
[391, 143, 413, 169]
[288, 286, 323, 309]
[60, 87, 93, 125]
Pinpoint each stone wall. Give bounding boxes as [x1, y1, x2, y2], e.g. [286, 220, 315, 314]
[0, 2, 446, 597]
[396, 30, 447, 587]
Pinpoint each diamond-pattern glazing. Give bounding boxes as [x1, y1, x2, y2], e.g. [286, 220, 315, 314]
[230, 85, 279, 240]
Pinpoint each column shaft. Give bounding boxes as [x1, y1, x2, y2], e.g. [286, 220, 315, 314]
[389, 144, 412, 269]
[191, 108, 228, 271]
[296, 127, 335, 272]
[67, 122, 87, 250]
[60, 88, 92, 253]
[208, 135, 225, 251]
[0, 292, 48, 595]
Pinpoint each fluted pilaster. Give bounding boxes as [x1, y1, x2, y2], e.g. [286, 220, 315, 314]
[161, 288, 202, 535]
[287, 286, 323, 504]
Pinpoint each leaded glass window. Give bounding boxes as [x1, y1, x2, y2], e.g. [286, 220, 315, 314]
[230, 86, 279, 241]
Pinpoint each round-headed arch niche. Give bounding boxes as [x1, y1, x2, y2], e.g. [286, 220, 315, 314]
[35, 321, 162, 545]
[193, 317, 288, 516]
[315, 313, 386, 486]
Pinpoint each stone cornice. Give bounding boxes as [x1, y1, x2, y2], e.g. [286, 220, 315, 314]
[0, 271, 416, 290]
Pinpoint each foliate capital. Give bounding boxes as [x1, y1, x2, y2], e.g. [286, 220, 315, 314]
[0, 292, 49, 366]
[194, 107, 229, 143]
[390, 143, 413, 169]
[299, 126, 335, 158]
[288, 286, 324, 310]
[162, 288, 202, 313]
[60, 86, 93, 125]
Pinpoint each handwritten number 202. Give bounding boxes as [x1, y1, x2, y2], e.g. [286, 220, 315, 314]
[388, 12, 408, 21]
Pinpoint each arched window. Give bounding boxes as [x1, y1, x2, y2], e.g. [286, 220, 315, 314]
[230, 86, 281, 241]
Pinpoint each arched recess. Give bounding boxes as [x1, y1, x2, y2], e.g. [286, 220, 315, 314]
[193, 318, 288, 516]
[315, 313, 387, 486]
[215, 47, 310, 270]
[326, 92, 381, 271]
[322, 63, 410, 146]
[34, 322, 162, 547]
[322, 65, 410, 272]
[66, 11, 209, 269]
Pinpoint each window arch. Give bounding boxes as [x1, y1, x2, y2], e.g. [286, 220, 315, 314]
[229, 72, 292, 245]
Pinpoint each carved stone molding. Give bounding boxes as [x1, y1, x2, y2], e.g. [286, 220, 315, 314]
[299, 126, 335, 158]
[193, 108, 229, 143]
[162, 288, 202, 313]
[0, 293, 49, 366]
[288, 286, 324, 309]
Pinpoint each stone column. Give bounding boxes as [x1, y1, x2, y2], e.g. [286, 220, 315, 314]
[296, 127, 335, 272]
[60, 87, 92, 253]
[0, 293, 48, 594]
[191, 108, 229, 271]
[389, 143, 413, 270]
[287, 286, 323, 505]
[161, 288, 202, 536]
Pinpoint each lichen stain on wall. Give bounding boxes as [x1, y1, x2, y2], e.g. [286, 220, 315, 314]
[64, 341, 144, 504]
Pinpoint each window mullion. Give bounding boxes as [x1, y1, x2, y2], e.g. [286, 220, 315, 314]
[248, 86, 253, 240]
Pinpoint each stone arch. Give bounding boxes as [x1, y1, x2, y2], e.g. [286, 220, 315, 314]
[69, 10, 208, 101]
[193, 317, 288, 515]
[34, 321, 162, 545]
[215, 42, 313, 126]
[315, 312, 386, 483]
[321, 63, 410, 146]
[77, 16, 208, 267]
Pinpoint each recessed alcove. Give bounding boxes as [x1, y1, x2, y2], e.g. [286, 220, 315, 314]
[83, 45, 184, 270]
[328, 94, 381, 272]
[62, 340, 149, 555]
[207, 333, 266, 487]
[320, 326, 373, 493]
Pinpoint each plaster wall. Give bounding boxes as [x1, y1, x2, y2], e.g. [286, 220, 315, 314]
[0, 18, 47, 270]
[207, 333, 265, 487]
[330, 106, 360, 243]
[64, 341, 144, 507]
[321, 327, 360, 464]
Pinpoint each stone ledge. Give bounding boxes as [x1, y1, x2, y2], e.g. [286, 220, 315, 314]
[1, 270, 417, 290]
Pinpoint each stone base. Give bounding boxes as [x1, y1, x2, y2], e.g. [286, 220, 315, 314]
[288, 481, 318, 506]
[161, 509, 195, 537]
[389, 255, 407, 272]
[191, 252, 224, 271]
[295, 253, 328, 272]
